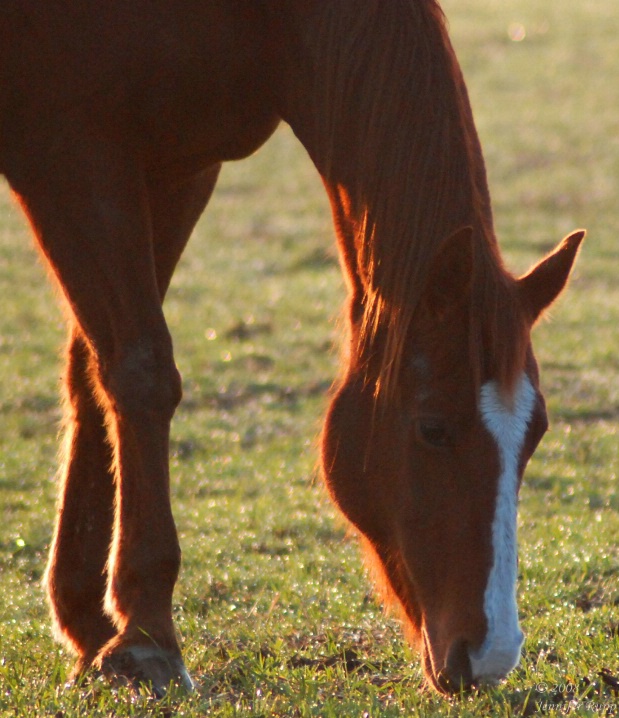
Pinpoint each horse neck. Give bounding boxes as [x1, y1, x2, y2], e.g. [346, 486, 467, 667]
[276, 4, 490, 197]
[270, 1, 509, 396]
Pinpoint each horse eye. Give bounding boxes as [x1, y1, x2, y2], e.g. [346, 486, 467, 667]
[416, 418, 453, 448]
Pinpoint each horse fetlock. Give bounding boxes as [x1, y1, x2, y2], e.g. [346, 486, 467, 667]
[48, 598, 116, 661]
[46, 566, 116, 658]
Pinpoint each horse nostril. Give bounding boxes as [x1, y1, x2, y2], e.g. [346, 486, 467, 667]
[443, 639, 474, 692]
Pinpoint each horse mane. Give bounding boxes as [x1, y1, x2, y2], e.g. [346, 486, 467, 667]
[307, 0, 528, 400]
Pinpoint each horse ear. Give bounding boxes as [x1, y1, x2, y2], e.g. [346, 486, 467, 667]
[518, 229, 585, 323]
[423, 226, 473, 319]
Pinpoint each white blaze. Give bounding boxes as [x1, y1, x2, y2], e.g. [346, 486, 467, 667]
[469, 374, 536, 681]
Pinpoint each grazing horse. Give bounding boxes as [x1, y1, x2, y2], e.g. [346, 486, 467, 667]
[0, 0, 582, 695]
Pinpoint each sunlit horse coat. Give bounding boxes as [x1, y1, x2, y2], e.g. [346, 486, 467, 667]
[0, 0, 582, 694]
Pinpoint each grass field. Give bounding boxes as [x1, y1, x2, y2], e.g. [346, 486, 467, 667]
[1, 1, 619, 716]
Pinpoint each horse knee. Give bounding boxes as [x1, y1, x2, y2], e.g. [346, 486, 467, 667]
[101, 340, 182, 422]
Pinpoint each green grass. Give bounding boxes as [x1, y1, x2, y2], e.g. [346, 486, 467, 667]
[1, 1, 619, 715]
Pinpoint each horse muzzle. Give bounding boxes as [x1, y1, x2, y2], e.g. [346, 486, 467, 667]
[422, 626, 524, 693]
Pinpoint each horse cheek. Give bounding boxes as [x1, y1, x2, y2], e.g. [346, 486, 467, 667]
[321, 384, 385, 542]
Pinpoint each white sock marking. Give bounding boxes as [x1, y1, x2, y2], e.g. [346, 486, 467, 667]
[470, 374, 536, 680]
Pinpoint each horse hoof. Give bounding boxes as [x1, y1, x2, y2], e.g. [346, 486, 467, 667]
[96, 643, 194, 697]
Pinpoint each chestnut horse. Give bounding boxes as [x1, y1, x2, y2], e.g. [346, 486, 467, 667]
[0, 0, 582, 695]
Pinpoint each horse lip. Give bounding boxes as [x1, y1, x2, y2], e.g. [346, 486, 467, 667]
[421, 628, 475, 694]
[425, 657, 477, 694]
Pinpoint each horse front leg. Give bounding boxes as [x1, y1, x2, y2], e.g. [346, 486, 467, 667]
[11, 141, 201, 693]
[96, 166, 222, 691]
[44, 319, 186, 693]
[97, 332, 188, 693]
[41, 166, 221, 685]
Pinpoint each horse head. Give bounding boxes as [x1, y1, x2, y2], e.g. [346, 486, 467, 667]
[322, 228, 583, 692]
